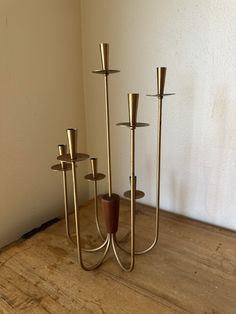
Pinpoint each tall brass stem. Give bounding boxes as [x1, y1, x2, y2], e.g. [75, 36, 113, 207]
[62, 170, 73, 243]
[71, 161, 111, 270]
[133, 96, 162, 254]
[62, 166, 107, 250]
[104, 74, 112, 197]
[94, 179, 105, 240]
[112, 126, 135, 272]
[130, 127, 135, 266]
[115, 88, 165, 255]
[71, 162, 83, 263]
[156, 96, 163, 241]
[57, 144, 73, 244]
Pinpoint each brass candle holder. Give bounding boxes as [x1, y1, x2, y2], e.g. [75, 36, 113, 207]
[51, 43, 174, 271]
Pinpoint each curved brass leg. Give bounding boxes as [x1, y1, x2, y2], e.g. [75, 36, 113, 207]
[71, 160, 111, 270]
[94, 180, 106, 241]
[115, 69, 166, 255]
[133, 83, 163, 254]
[112, 234, 134, 272]
[85, 158, 106, 241]
[110, 96, 138, 271]
[62, 170, 74, 245]
[66, 232, 109, 253]
[80, 234, 111, 271]
[57, 144, 76, 246]
[63, 168, 107, 250]
[82, 235, 109, 253]
[113, 97, 162, 255]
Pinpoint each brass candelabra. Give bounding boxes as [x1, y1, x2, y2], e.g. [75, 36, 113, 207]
[51, 43, 174, 271]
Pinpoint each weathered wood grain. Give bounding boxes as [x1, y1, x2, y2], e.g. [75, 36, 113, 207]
[0, 198, 235, 313]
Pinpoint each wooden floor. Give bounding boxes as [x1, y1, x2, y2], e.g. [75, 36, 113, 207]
[0, 199, 236, 314]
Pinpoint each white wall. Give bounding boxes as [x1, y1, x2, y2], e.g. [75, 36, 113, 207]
[0, 0, 88, 248]
[1, 0, 235, 248]
[81, 0, 236, 230]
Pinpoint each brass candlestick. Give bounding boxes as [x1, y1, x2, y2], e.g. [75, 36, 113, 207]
[144, 67, 175, 254]
[54, 92, 146, 272]
[52, 140, 108, 255]
[51, 44, 174, 271]
[112, 93, 145, 271]
[92, 43, 120, 197]
[51, 144, 73, 243]
[57, 129, 110, 270]
[115, 95, 148, 257]
[85, 158, 106, 240]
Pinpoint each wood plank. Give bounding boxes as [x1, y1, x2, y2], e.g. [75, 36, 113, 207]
[0, 198, 235, 313]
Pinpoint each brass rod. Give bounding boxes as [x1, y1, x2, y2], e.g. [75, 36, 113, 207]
[115, 80, 166, 255]
[71, 161, 111, 270]
[129, 94, 136, 266]
[104, 74, 112, 197]
[131, 73, 164, 254]
[112, 127, 135, 272]
[155, 68, 166, 243]
[129, 95, 136, 265]
[62, 169, 106, 248]
[83, 234, 111, 270]
[69, 232, 109, 253]
[67, 231, 108, 253]
[111, 234, 133, 272]
[94, 179, 105, 240]
[131, 97, 162, 255]
[85, 233, 111, 269]
[71, 161, 83, 264]
[156, 96, 162, 242]
[58, 144, 74, 245]
[131, 75, 163, 254]
[87, 158, 105, 240]
[130, 127, 135, 265]
[82, 236, 108, 252]
[111, 234, 128, 271]
[62, 170, 73, 243]
[127, 90, 162, 255]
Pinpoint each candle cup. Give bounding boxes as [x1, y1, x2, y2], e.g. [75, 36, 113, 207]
[157, 67, 167, 96]
[90, 158, 98, 179]
[66, 128, 77, 160]
[100, 43, 109, 71]
[128, 93, 139, 129]
[58, 144, 67, 156]
[58, 144, 67, 170]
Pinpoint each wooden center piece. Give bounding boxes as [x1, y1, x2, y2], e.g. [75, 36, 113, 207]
[101, 193, 120, 234]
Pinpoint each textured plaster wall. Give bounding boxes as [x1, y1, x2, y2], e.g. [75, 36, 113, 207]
[81, 0, 236, 230]
[0, 0, 88, 248]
